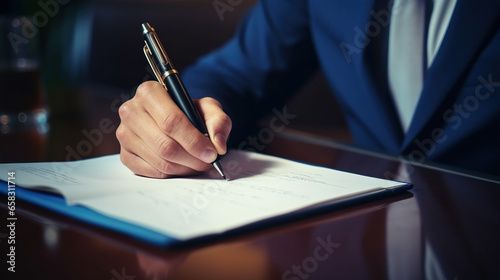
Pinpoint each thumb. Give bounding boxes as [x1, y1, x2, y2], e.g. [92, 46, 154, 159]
[195, 97, 232, 155]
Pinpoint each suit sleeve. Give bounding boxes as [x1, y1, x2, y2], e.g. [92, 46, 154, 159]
[182, 0, 318, 146]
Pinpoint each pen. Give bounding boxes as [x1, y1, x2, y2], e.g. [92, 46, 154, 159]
[141, 22, 227, 180]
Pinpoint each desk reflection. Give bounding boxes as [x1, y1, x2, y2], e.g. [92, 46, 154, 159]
[413, 168, 500, 279]
[0, 129, 498, 279]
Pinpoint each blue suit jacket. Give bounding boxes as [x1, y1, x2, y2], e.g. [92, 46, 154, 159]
[183, 0, 500, 176]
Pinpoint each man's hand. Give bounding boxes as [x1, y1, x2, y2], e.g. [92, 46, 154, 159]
[116, 81, 232, 178]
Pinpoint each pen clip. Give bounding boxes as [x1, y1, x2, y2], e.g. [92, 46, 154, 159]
[143, 45, 164, 85]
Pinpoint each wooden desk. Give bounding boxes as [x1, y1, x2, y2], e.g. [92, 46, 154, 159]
[0, 98, 498, 279]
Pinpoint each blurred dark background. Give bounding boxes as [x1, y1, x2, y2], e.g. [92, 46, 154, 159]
[0, 0, 350, 162]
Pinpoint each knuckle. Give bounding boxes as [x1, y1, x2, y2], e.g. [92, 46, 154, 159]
[207, 113, 232, 132]
[201, 96, 219, 106]
[182, 137, 203, 155]
[157, 159, 176, 174]
[136, 81, 159, 100]
[200, 97, 224, 111]
[118, 101, 132, 120]
[156, 137, 178, 159]
[160, 112, 184, 135]
[115, 125, 126, 142]
[218, 113, 232, 128]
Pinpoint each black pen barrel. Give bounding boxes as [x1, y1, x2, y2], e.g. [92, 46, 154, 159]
[163, 73, 208, 135]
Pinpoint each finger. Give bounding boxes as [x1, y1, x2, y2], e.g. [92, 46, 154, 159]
[120, 147, 203, 178]
[117, 125, 206, 177]
[120, 148, 169, 178]
[195, 97, 232, 155]
[119, 90, 211, 172]
[135, 82, 219, 164]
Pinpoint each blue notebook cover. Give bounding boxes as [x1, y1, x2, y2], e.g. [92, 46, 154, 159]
[0, 179, 412, 248]
[0, 181, 179, 246]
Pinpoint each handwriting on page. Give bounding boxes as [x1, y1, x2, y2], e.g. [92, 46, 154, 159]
[0, 150, 405, 240]
[16, 166, 80, 185]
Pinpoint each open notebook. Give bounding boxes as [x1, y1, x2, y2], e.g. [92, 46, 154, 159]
[0, 150, 412, 247]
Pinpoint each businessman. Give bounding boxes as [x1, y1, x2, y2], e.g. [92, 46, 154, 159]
[116, 0, 500, 178]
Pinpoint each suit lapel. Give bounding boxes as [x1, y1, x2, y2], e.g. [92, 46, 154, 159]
[402, 1, 500, 149]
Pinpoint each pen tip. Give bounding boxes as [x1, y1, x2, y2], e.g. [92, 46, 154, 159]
[212, 160, 227, 180]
